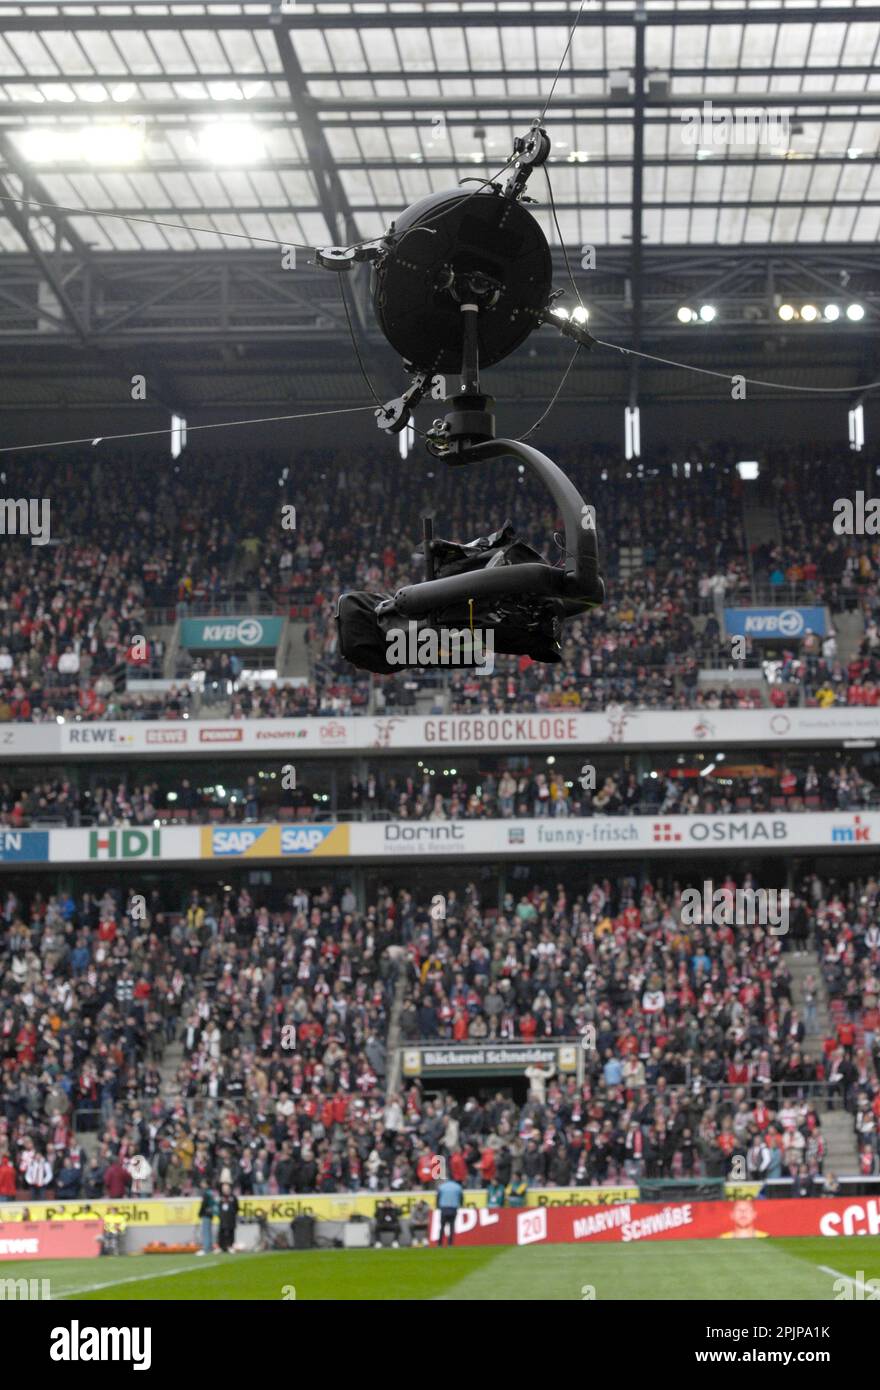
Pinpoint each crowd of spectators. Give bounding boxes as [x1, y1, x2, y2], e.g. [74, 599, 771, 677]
[1, 870, 877, 1200]
[1, 443, 878, 723]
[0, 880, 395, 1201]
[2, 754, 876, 831]
[340, 758, 878, 823]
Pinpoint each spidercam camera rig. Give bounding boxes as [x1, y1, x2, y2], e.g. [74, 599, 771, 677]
[316, 122, 605, 669]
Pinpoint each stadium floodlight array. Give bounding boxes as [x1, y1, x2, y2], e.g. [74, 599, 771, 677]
[777, 303, 865, 323]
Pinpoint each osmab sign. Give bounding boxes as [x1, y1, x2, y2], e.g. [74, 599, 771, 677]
[652, 818, 788, 846]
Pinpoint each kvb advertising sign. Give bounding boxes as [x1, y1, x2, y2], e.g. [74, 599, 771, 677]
[179, 617, 283, 650]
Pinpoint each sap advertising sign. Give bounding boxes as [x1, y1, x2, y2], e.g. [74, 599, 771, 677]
[179, 617, 283, 650]
[724, 607, 827, 639]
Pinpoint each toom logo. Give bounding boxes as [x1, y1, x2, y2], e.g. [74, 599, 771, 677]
[146, 727, 187, 745]
[89, 829, 161, 861]
[281, 826, 335, 854]
[831, 814, 871, 844]
[199, 726, 243, 744]
[255, 728, 307, 741]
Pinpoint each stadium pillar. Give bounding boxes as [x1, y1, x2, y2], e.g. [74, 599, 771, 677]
[349, 866, 366, 913]
[497, 866, 507, 912]
[638, 858, 651, 895]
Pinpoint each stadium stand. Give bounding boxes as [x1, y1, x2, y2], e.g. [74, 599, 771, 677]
[1, 873, 877, 1197]
[1, 444, 878, 724]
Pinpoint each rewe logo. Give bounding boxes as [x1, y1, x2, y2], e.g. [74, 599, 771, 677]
[49, 1321, 152, 1370]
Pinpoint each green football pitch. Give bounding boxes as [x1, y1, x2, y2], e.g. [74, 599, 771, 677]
[14, 1236, 880, 1301]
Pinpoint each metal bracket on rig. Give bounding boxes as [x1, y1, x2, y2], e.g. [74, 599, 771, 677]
[315, 244, 382, 272]
[503, 122, 552, 202]
[374, 369, 433, 434]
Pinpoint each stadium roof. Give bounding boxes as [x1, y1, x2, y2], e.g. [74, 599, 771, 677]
[0, 2, 878, 421]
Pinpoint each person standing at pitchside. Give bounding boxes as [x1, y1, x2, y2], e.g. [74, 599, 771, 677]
[436, 1173, 464, 1247]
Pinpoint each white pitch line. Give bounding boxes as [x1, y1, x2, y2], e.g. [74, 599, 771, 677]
[818, 1264, 877, 1297]
[53, 1259, 226, 1298]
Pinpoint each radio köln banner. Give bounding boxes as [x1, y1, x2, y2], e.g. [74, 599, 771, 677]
[0, 812, 875, 866]
[1, 704, 879, 759]
[429, 1196, 880, 1248]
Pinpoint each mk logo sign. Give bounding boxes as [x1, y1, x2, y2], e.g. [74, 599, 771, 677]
[831, 814, 871, 844]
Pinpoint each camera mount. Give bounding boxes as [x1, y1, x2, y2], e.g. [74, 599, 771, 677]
[321, 120, 606, 665]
